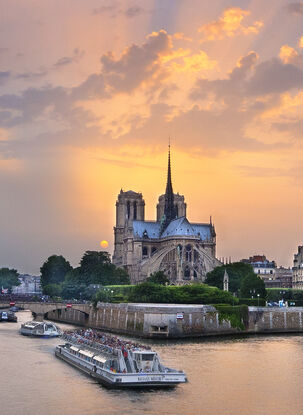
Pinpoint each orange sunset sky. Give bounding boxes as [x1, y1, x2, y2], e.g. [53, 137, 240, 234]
[1, 0, 303, 274]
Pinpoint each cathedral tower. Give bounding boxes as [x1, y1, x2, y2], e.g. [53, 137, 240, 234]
[113, 190, 145, 266]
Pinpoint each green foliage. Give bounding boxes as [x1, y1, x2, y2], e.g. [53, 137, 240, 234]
[78, 251, 130, 285]
[0, 268, 20, 291]
[40, 255, 72, 289]
[127, 283, 237, 305]
[147, 271, 169, 285]
[266, 288, 303, 302]
[215, 305, 249, 331]
[238, 298, 266, 306]
[93, 287, 115, 304]
[205, 262, 255, 294]
[60, 282, 88, 300]
[240, 273, 266, 298]
[43, 283, 62, 297]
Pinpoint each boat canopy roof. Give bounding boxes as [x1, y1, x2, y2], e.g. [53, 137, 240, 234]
[93, 355, 107, 364]
[70, 346, 79, 352]
[22, 321, 42, 328]
[79, 350, 95, 358]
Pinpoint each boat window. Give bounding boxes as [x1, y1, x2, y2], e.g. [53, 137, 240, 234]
[141, 354, 154, 361]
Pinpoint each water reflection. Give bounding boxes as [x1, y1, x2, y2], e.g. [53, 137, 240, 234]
[1, 311, 303, 415]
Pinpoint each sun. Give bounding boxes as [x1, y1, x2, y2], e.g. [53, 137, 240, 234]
[100, 240, 109, 249]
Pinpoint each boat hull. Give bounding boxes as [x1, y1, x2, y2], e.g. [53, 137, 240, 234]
[55, 346, 186, 388]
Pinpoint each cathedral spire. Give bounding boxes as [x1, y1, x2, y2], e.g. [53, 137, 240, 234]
[161, 141, 176, 232]
[166, 140, 173, 196]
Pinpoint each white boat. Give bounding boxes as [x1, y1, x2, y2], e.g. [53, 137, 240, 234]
[55, 330, 187, 388]
[20, 321, 62, 337]
[0, 310, 17, 322]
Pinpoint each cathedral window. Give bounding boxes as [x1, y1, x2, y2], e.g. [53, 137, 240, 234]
[127, 201, 131, 219]
[142, 246, 148, 256]
[194, 250, 198, 262]
[185, 244, 192, 262]
[151, 247, 157, 255]
[184, 266, 190, 279]
[134, 201, 137, 220]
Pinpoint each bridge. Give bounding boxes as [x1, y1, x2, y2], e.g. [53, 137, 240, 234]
[0, 301, 91, 321]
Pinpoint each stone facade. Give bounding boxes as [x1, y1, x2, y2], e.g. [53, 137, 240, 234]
[113, 149, 221, 284]
[293, 246, 303, 289]
[241, 255, 293, 288]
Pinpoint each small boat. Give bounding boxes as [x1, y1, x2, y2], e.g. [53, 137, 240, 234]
[0, 310, 17, 322]
[20, 321, 62, 337]
[55, 329, 187, 388]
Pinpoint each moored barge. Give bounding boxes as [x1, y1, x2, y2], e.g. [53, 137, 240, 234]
[55, 329, 187, 388]
[20, 321, 62, 337]
[0, 311, 17, 322]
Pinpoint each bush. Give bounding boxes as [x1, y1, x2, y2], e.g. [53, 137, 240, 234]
[215, 304, 249, 330]
[128, 283, 237, 305]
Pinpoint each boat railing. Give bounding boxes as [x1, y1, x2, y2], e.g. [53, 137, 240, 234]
[62, 333, 119, 356]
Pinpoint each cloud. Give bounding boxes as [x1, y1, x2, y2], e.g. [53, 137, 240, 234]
[279, 45, 299, 63]
[124, 6, 143, 18]
[92, 5, 117, 15]
[198, 8, 263, 41]
[287, 2, 303, 14]
[16, 71, 48, 80]
[100, 30, 173, 93]
[191, 51, 258, 103]
[54, 48, 85, 68]
[92, 4, 143, 19]
[0, 71, 11, 84]
[192, 50, 303, 103]
[247, 59, 303, 95]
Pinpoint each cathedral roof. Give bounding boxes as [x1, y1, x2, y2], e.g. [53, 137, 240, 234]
[133, 221, 161, 239]
[133, 217, 212, 241]
[161, 217, 195, 237]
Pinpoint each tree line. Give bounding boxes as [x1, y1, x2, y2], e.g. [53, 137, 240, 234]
[40, 251, 130, 298]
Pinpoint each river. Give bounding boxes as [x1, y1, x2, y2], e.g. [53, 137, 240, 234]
[1, 311, 303, 415]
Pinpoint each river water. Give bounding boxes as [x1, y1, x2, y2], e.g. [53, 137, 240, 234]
[2, 311, 303, 415]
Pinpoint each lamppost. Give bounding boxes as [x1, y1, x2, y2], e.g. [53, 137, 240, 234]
[257, 293, 260, 307]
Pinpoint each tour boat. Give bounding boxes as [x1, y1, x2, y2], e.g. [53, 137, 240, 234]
[20, 321, 62, 337]
[0, 310, 17, 322]
[55, 330, 187, 388]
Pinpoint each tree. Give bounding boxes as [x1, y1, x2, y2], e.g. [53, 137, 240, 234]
[42, 283, 62, 297]
[61, 282, 88, 300]
[78, 251, 130, 285]
[0, 268, 20, 292]
[240, 273, 266, 298]
[205, 262, 256, 294]
[147, 271, 169, 285]
[40, 255, 72, 289]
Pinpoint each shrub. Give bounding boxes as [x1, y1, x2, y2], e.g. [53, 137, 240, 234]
[215, 304, 249, 330]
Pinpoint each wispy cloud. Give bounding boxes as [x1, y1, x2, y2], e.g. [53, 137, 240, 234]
[198, 7, 263, 41]
[287, 2, 303, 14]
[54, 48, 85, 68]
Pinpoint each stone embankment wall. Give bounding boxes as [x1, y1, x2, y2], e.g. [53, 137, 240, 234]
[46, 303, 303, 338]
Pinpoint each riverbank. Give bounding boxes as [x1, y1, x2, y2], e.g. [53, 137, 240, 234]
[46, 303, 303, 338]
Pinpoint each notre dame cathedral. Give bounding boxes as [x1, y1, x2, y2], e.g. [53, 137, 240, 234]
[113, 148, 221, 284]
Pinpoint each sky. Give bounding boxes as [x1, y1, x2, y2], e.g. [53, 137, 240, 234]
[1, 0, 303, 274]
